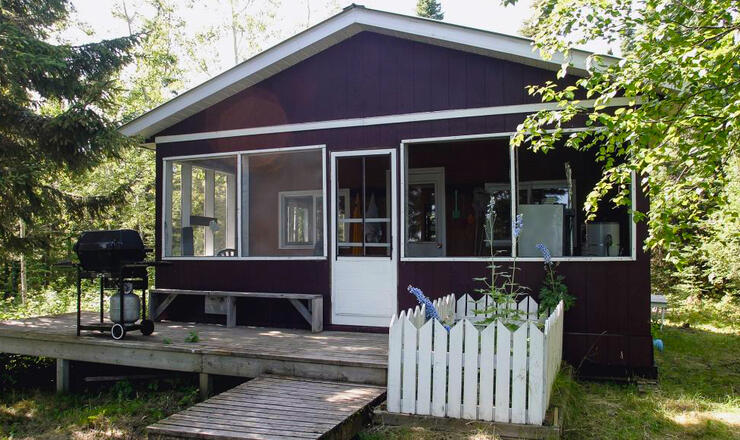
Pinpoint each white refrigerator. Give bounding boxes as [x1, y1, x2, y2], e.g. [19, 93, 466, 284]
[518, 204, 564, 257]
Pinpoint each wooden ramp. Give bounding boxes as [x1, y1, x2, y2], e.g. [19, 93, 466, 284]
[148, 376, 386, 440]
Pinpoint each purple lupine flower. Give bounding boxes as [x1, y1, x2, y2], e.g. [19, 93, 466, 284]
[512, 213, 524, 238]
[486, 197, 496, 222]
[408, 285, 450, 331]
[536, 243, 552, 265]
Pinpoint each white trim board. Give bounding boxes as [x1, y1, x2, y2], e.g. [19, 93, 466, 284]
[121, 5, 617, 140]
[154, 97, 635, 144]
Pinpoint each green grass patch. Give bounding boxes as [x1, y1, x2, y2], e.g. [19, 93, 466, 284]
[550, 324, 739, 440]
[0, 380, 197, 439]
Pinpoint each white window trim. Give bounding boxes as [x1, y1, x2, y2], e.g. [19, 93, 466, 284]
[161, 144, 328, 261]
[400, 130, 638, 262]
[278, 190, 323, 250]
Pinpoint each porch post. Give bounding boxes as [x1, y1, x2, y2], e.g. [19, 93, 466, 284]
[56, 358, 70, 393]
[163, 161, 173, 256]
[204, 169, 215, 255]
[181, 163, 192, 255]
[199, 372, 213, 400]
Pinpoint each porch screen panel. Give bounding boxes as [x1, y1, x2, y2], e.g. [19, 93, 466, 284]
[516, 146, 632, 258]
[163, 156, 238, 257]
[241, 148, 325, 257]
[404, 139, 512, 257]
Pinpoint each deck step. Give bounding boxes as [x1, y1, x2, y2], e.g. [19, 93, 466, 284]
[148, 375, 386, 440]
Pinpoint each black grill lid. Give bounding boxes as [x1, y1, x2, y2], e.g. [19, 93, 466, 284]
[73, 229, 147, 274]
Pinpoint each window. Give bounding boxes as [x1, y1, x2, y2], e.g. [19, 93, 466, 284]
[402, 135, 634, 260]
[335, 155, 392, 257]
[163, 146, 326, 259]
[242, 148, 325, 257]
[279, 191, 323, 249]
[516, 146, 631, 258]
[163, 156, 238, 257]
[404, 140, 512, 258]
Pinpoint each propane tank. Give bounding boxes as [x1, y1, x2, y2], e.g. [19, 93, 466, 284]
[109, 282, 141, 324]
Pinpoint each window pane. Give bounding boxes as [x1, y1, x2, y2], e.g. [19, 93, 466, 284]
[517, 146, 632, 257]
[242, 149, 325, 256]
[336, 154, 391, 257]
[164, 156, 238, 257]
[405, 140, 511, 257]
[407, 183, 437, 242]
[283, 195, 314, 246]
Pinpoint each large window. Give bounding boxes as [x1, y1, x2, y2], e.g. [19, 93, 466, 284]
[404, 140, 512, 258]
[242, 148, 325, 257]
[163, 147, 326, 258]
[163, 156, 238, 257]
[402, 137, 633, 260]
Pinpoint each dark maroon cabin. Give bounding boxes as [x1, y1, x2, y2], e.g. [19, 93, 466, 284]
[122, 6, 655, 378]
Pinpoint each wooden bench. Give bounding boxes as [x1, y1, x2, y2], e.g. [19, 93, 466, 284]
[149, 288, 323, 332]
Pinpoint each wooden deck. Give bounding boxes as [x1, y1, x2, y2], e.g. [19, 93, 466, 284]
[148, 375, 386, 439]
[0, 313, 388, 385]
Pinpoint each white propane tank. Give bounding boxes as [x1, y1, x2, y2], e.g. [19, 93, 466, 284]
[109, 282, 141, 324]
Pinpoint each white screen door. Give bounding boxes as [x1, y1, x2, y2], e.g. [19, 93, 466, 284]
[331, 149, 397, 327]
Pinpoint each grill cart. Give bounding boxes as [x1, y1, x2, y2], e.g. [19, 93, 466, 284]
[70, 229, 162, 340]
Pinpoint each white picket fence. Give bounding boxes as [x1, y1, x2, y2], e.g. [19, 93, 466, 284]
[387, 293, 564, 425]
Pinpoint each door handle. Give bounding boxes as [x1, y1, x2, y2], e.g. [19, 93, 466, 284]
[436, 242, 442, 249]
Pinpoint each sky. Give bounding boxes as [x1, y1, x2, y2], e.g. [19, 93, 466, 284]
[66, 0, 611, 89]
[69, 0, 536, 41]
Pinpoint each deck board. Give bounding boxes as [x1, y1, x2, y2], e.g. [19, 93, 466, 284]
[0, 312, 388, 385]
[148, 376, 386, 440]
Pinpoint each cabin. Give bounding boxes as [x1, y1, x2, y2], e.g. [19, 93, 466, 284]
[121, 5, 655, 379]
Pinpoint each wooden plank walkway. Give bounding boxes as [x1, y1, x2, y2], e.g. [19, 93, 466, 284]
[148, 375, 386, 440]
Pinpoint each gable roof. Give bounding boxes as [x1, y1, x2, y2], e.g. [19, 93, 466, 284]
[121, 4, 613, 140]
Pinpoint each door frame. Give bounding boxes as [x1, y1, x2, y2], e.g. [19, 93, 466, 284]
[330, 148, 398, 326]
[406, 167, 446, 257]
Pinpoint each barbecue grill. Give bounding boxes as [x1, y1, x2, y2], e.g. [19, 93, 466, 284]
[67, 229, 162, 340]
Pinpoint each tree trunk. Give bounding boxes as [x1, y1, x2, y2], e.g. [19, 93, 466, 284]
[230, 0, 239, 65]
[19, 220, 27, 305]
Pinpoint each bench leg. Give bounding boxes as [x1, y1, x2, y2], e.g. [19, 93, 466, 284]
[311, 297, 323, 333]
[152, 294, 178, 322]
[56, 359, 70, 393]
[226, 296, 236, 328]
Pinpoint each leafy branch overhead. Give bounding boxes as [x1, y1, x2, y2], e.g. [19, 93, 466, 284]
[505, 0, 740, 278]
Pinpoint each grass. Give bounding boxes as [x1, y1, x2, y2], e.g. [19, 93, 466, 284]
[549, 325, 739, 440]
[0, 378, 197, 440]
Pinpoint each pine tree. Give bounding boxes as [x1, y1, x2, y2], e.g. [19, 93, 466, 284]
[416, 0, 444, 20]
[0, 0, 137, 256]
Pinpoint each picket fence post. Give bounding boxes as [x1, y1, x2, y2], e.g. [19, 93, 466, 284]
[387, 311, 403, 412]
